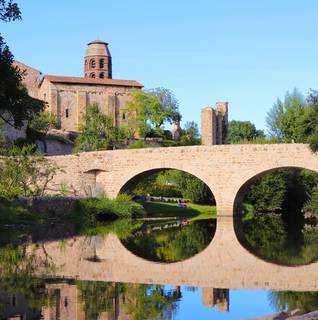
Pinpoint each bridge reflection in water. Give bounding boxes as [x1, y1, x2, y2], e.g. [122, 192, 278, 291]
[31, 215, 318, 292]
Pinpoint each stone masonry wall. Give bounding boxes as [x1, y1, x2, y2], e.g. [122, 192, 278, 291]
[47, 144, 318, 216]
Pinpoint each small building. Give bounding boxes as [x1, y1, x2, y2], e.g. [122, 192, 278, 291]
[14, 40, 143, 132]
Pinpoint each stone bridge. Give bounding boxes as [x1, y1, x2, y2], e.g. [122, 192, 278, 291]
[50, 143, 318, 216]
[43, 144, 318, 291]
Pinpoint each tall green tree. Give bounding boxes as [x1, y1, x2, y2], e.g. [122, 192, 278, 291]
[74, 104, 127, 152]
[0, 2, 44, 128]
[179, 121, 201, 145]
[266, 89, 306, 142]
[124, 88, 181, 138]
[227, 120, 264, 143]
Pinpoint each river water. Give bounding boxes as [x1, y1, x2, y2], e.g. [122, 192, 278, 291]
[0, 214, 318, 319]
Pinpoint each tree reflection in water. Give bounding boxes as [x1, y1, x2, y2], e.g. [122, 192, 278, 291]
[122, 219, 216, 263]
[243, 213, 318, 266]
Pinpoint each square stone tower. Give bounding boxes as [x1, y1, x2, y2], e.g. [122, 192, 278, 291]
[201, 102, 228, 145]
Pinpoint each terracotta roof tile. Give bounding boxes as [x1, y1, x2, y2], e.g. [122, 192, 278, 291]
[43, 75, 143, 88]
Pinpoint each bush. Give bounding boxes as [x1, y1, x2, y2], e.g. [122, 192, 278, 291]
[128, 140, 146, 149]
[71, 195, 146, 233]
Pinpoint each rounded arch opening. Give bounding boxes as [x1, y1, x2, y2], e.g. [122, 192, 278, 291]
[233, 166, 318, 266]
[90, 59, 96, 69]
[99, 58, 105, 69]
[119, 168, 217, 263]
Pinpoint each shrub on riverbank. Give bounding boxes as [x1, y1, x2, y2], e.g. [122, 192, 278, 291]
[70, 194, 146, 233]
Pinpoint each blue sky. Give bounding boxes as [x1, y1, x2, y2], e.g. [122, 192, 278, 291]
[2, 0, 318, 131]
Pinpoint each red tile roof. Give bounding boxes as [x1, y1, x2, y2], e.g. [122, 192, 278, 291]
[43, 75, 143, 88]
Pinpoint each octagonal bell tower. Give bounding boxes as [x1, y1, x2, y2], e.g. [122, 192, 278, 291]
[84, 40, 112, 79]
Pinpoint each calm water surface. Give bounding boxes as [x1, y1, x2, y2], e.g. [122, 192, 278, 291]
[1, 277, 317, 319]
[1, 209, 318, 319]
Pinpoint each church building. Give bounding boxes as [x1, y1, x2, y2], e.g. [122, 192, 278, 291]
[14, 40, 143, 132]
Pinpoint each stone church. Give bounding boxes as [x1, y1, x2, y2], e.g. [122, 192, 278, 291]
[14, 40, 143, 132]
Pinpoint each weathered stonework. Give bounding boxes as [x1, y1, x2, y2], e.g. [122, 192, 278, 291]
[14, 40, 143, 132]
[201, 102, 228, 145]
[27, 144, 318, 291]
[48, 143, 318, 216]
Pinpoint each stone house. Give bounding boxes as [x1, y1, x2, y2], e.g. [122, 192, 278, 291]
[14, 40, 143, 132]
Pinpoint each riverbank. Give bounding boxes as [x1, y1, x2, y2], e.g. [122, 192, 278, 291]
[141, 201, 216, 221]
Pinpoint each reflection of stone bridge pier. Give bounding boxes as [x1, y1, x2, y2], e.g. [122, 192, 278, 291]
[34, 215, 318, 292]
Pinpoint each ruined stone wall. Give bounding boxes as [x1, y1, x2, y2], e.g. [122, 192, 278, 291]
[201, 102, 228, 145]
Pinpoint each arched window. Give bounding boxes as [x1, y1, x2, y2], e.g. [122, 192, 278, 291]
[90, 73, 95, 78]
[90, 59, 96, 69]
[99, 59, 104, 69]
[65, 108, 69, 118]
[99, 72, 104, 79]
[122, 113, 126, 120]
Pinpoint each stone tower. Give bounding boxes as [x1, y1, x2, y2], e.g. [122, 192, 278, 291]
[84, 40, 112, 79]
[201, 102, 228, 145]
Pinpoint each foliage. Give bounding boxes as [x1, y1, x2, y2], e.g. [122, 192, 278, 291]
[0, 145, 61, 197]
[74, 104, 127, 152]
[84, 219, 143, 238]
[123, 284, 179, 320]
[179, 121, 201, 145]
[0, 36, 45, 128]
[147, 87, 181, 122]
[243, 213, 318, 265]
[77, 281, 125, 320]
[123, 220, 215, 263]
[29, 110, 60, 134]
[167, 170, 214, 204]
[127, 140, 146, 149]
[0, 0, 21, 22]
[266, 89, 307, 142]
[270, 291, 318, 314]
[227, 120, 264, 143]
[246, 172, 286, 212]
[245, 168, 318, 216]
[0, 199, 38, 227]
[304, 185, 318, 215]
[130, 169, 214, 204]
[70, 195, 146, 233]
[243, 214, 287, 262]
[124, 88, 181, 138]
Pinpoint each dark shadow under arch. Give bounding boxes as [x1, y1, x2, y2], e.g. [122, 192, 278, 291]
[233, 165, 318, 266]
[118, 167, 218, 263]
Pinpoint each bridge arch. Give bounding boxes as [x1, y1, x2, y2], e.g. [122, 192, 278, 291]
[233, 164, 318, 215]
[113, 165, 220, 208]
[232, 164, 318, 266]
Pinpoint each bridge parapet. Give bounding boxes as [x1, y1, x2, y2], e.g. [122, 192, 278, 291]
[48, 143, 318, 214]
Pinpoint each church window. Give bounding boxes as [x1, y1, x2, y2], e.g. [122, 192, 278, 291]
[90, 59, 96, 69]
[65, 108, 69, 118]
[122, 112, 126, 120]
[99, 72, 104, 79]
[99, 58, 104, 68]
[90, 73, 95, 78]
[64, 297, 68, 307]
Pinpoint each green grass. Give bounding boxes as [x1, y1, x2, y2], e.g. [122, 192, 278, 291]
[242, 203, 255, 222]
[141, 201, 216, 221]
